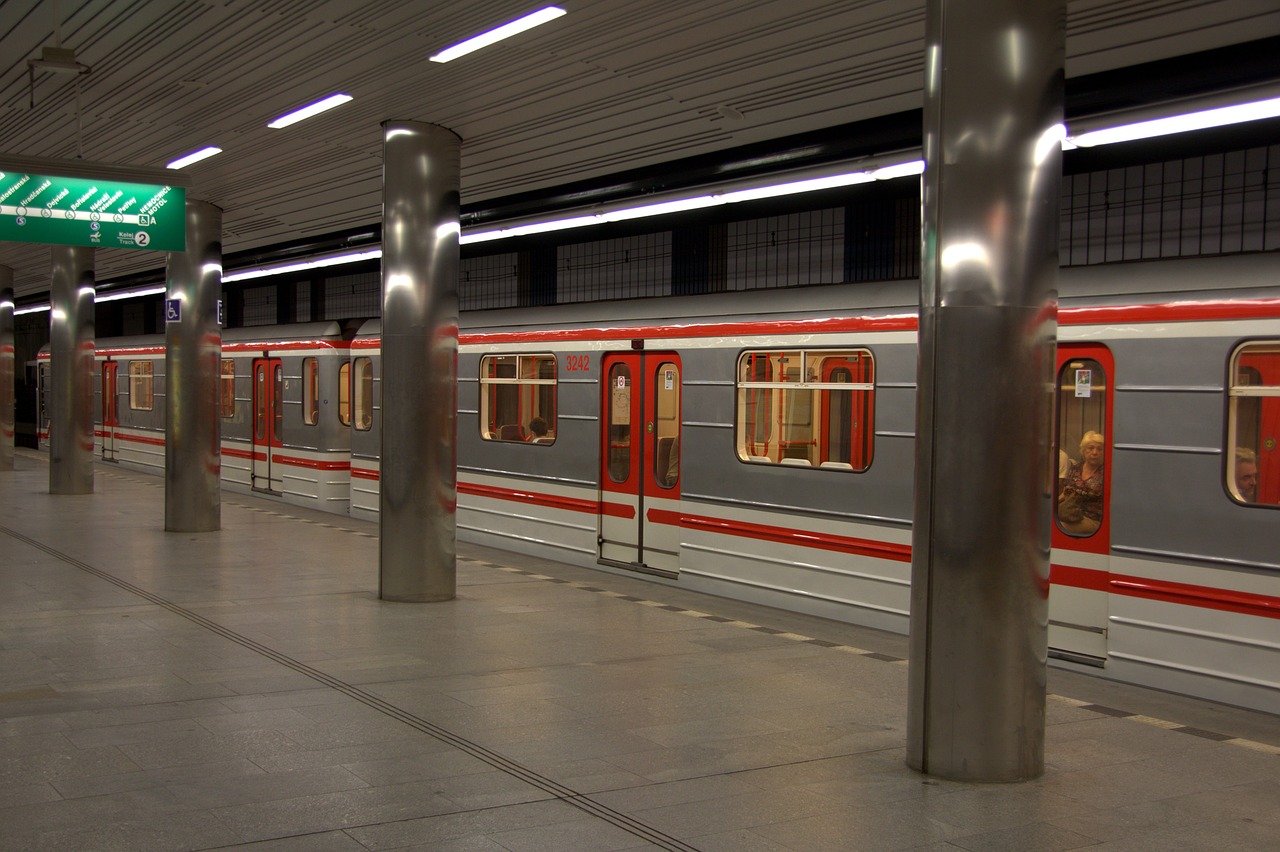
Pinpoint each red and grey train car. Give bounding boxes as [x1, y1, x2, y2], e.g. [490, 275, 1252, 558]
[37, 252, 1280, 713]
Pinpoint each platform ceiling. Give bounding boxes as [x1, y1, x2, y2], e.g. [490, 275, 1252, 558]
[2, 0, 1279, 299]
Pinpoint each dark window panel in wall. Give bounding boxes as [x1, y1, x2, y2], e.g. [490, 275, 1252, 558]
[460, 252, 520, 310]
[558, 233, 672, 302]
[276, 279, 297, 325]
[1060, 144, 1279, 266]
[671, 223, 727, 296]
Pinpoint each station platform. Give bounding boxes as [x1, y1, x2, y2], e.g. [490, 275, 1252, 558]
[1, 452, 1277, 851]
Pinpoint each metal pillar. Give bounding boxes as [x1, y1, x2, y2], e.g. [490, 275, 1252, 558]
[379, 120, 461, 602]
[48, 246, 96, 494]
[906, 0, 1064, 781]
[165, 200, 223, 532]
[0, 271, 14, 471]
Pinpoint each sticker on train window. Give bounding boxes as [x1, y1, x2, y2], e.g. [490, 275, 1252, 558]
[1075, 369, 1092, 398]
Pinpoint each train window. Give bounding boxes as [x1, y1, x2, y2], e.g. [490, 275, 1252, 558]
[1055, 359, 1107, 536]
[338, 362, 351, 426]
[129, 361, 154, 411]
[1227, 342, 1279, 506]
[479, 354, 557, 444]
[353, 357, 374, 432]
[302, 358, 319, 426]
[273, 363, 284, 441]
[606, 362, 631, 481]
[736, 349, 874, 470]
[655, 362, 681, 488]
[220, 359, 235, 419]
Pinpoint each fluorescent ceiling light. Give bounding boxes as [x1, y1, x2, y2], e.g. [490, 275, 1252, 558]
[223, 249, 382, 282]
[598, 196, 723, 222]
[96, 285, 166, 303]
[430, 6, 566, 63]
[15, 304, 51, 315]
[1067, 96, 1280, 148]
[872, 160, 925, 180]
[268, 94, 353, 129]
[718, 172, 873, 203]
[166, 146, 222, 169]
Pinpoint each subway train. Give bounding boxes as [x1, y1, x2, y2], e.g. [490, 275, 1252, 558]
[37, 252, 1280, 714]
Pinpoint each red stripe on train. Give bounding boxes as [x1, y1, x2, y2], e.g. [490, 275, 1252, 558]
[1051, 564, 1278, 619]
[652, 508, 913, 563]
[271, 454, 351, 471]
[459, 481, 601, 514]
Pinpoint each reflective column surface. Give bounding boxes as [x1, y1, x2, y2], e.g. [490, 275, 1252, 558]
[48, 246, 96, 495]
[165, 200, 223, 532]
[0, 274, 13, 472]
[907, 0, 1064, 781]
[379, 120, 461, 602]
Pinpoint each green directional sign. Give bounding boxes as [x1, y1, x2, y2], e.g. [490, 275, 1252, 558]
[0, 170, 185, 252]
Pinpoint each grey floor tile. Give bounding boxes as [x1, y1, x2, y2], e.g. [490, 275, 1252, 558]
[345, 799, 585, 850]
[486, 814, 660, 852]
[210, 780, 462, 843]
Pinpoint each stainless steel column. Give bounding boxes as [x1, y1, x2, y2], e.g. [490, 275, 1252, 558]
[165, 200, 223, 532]
[907, 0, 1063, 781]
[379, 120, 461, 601]
[0, 271, 14, 472]
[49, 246, 95, 494]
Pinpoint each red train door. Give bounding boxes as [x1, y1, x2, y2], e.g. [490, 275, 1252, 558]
[101, 361, 118, 460]
[252, 357, 284, 492]
[599, 352, 682, 575]
[1049, 343, 1114, 665]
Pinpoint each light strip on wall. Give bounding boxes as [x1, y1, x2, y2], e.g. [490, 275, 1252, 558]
[96, 285, 167, 303]
[222, 249, 383, 282]
[166, 146, 223, 169]
[1067, 95, 1280, 148]
[14, 304, 51, 315]
[430, 7, 566, 63]
[268, 94, 353, 129]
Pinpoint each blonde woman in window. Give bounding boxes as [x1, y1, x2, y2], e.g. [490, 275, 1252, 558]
[1059, 431, 1104, 534]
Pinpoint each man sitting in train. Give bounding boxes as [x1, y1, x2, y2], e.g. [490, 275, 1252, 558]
[1234, 447, 1259, 503]
[528, 417, 553, 444]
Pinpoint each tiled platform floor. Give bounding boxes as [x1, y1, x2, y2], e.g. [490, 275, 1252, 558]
[1, 452, 1277, 851]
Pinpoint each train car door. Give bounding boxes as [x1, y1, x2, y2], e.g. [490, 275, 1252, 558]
[101, 361, 118, 460]
[252, 357, 284, 493]
[1049, 344, 1114, 665]
[599, 352, 682, 576]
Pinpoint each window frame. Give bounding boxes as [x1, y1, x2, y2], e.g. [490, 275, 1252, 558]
[352, 356, 374, 432]
[219, 359, 236, 419]
[1226, 340, 1280, 508]
[338, 361, 351, 427]
[479, 353, 558, 444]
[735, 348, 875, 471]
[128, 360, 154, 411]
[302, 357, 319, 426]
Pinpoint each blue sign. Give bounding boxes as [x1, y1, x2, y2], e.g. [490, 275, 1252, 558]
[165, 299, 181, 323]
[217, 299, 223, 326]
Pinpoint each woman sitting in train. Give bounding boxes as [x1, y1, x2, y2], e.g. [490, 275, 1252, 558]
[1058, 431, 1104, 534]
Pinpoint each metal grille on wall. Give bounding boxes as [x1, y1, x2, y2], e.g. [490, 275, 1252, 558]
[241, 285, 277, 327]
[460, 253, 519, 310]
[727, 208, 844, 290]
[558, 233, 672, 303]
[1062, 145, 1279, 265]
[324, 272, 381, 319]
[296, 287, 311, 323]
